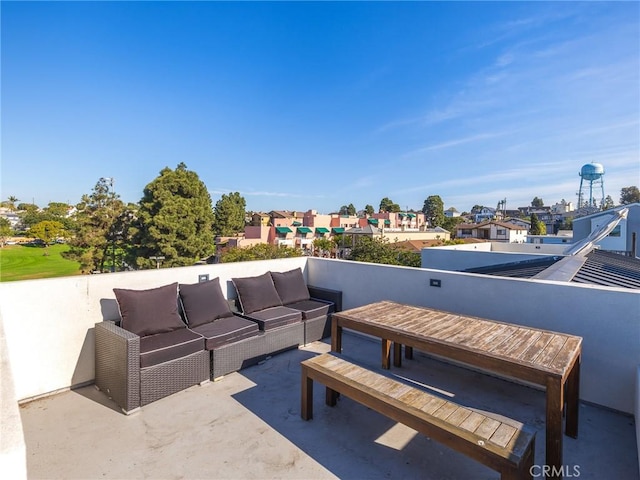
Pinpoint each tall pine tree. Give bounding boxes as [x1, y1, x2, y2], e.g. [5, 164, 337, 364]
[133, 163, 215, 268]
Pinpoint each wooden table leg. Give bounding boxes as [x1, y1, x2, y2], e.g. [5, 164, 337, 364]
[326, 387, 338, 407]
[393, 342, 402, 367]
[565, 355, 580, 439]
[381, 339, 391, 369]
[545, 377, 564, 479]
[405, 346, 413, 360]
[301, 367, 313, 420]
[331, 318, 342, 353]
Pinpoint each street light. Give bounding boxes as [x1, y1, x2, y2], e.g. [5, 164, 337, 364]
[149, 256, 165, 269]
[101, 177, 116, 272]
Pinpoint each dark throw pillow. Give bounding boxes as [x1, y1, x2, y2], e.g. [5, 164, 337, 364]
[113, 282, 184, 337]
[179, 278, 234, 328]
[270, 268, 310, 305]
[231, 272, 282, 314]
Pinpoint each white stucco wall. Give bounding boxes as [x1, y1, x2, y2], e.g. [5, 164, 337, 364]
[1, 256, 638, 415]
[307, 258, 640, 414]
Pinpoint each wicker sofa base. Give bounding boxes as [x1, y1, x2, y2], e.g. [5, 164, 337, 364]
[211, 333, 266, 379]
[211, 321, 305, 379]
[140, 350, 210, 408]
[303, 315, 330, 345]
[95, 321, 210, 414]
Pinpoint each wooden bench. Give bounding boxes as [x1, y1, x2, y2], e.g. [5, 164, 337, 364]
[301, 353, 536, 480]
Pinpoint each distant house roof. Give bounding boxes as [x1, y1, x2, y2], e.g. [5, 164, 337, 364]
[458, 221, 526, 230]
[392, 240, 444, 252]
[463, 250, 640, 289]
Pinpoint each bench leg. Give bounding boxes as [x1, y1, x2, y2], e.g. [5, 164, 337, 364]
[326, 387, 338, 407]
[301, 367, 313, 420]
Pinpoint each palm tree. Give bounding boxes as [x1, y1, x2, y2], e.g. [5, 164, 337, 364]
[7, 196, 19, 211]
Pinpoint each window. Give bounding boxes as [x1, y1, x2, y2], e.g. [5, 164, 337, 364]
[497, 229, 506, 235]
[608, 225, 621, 237]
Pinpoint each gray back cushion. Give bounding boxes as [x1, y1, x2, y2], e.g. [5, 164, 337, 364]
[232, 272, 282, 314]
[179, 278, 234, 328]
[270, 268, 310, 305]
[114, 282, 185, 337]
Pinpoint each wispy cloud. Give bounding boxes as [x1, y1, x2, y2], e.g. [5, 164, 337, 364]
[209, 189, 324, 199]
[404, 132, 509, 157]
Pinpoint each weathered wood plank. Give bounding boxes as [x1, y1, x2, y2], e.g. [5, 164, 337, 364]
[475, 417, 501, 440]
[490, 423, 518, 449]
[535, 336, 568, 368]
[518, 332, 554, 363]
[459, 411, 487, 433]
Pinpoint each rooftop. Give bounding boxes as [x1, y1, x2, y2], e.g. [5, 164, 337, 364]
[1, 256, 639, 478]
[19, 333, 638, 479]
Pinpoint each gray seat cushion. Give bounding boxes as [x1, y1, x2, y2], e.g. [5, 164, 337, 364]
[285, 299, 332, 320]
[139, 328, 205, 368]
[244, 306, 302, 331]
[190, 315, 260, 350]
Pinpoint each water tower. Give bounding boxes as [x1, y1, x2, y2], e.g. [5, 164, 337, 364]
[577, 162, 605, 208]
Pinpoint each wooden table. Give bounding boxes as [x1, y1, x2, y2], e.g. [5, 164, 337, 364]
[331, 301, 582, 479]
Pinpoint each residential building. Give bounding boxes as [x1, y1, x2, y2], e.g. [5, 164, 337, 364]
[456, 221, 527, 243]
[572, 203, 640, 256]
[473, 206, 496, 223]
[444, 207, 460, 218]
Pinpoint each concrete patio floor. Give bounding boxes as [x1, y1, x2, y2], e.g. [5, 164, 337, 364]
[20, 332, 638, 480]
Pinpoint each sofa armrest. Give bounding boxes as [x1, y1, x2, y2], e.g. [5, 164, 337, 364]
[94, 321, 141, 413]
[307, 285, 342, 312]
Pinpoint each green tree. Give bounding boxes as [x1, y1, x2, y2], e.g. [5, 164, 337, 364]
[0, 218, 12, 246]
[221, 243, 303, 262]
[312, 237, 335, 257]
[471, 205, 484, 214]
[364, 204, 374, 216]
[620, 186, 640, 205]
[65, 177, 128, 273]
[30, 220, 65, 254]
[6, 196, 19, 211]
[529, 213, 546, 235]
[441, 216, 465, 236]
[602, 195, 615, 210]
[133, 163, 215, 269]
[531, 197, 544, 208]
[213, 192, 246, 236]
[422, 195, 445, 227]
[347, 236, 418, 267]
[379, 197, 400, 213]
[339, 204, 356, 215]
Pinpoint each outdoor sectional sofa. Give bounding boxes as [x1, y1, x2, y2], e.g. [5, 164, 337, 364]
[94, 268, 341, 414]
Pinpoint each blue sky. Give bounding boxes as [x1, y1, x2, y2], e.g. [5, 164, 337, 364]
[2, 1, 638, 214]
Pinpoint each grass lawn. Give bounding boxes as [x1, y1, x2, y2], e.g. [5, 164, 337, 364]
[0, 244, 82, 282]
